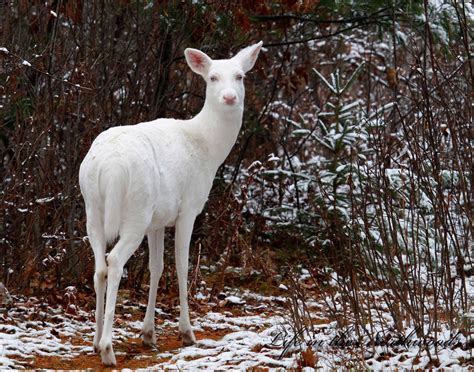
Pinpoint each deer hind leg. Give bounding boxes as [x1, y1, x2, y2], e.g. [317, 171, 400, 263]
[99, 230, 144, 366]
[175, 213, 197, 346]
[86, 212, 107, 354]
[141, 228, 165, 347]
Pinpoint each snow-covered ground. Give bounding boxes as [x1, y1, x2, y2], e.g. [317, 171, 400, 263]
[0, 290, 296, 370]
[1, 279, 472, 370]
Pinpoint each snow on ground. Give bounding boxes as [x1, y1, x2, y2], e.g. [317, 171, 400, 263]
[1, 278, 473, 370]
[155, 313, 296, 370]
[0, 301, 94, 368]
[0, 291, 299, 370]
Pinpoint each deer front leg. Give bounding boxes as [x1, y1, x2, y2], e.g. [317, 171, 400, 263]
[141, 228, 165, 347]
[175, 213, 197, 346]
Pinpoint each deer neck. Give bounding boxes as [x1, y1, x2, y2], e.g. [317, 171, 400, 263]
[192, 101, 243, 167]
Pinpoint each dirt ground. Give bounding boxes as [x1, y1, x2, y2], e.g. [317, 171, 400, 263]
[1, 286, 296, 370]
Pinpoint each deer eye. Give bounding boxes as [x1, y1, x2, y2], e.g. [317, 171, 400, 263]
[210, 76, 218, 82]
[236, 74, 243, 81]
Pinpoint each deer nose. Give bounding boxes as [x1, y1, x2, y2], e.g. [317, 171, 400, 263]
[223, 94, 237, 105]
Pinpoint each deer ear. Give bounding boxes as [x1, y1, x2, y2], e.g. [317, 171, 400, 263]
[233, 41, 263, 73]
[185, 48, 212, 76]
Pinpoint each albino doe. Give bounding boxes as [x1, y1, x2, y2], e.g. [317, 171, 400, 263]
[79, 41, 263, 366]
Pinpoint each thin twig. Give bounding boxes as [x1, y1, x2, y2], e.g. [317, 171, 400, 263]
[1, 49, 94, 92]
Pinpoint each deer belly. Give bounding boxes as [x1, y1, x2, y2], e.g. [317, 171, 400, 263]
[148, 195, 180, 229]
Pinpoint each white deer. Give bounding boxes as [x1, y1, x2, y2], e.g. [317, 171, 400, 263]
[79, 41, 263, 366]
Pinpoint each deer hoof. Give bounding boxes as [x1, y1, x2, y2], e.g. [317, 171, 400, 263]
[99, 342, 117, 366]
[140, 329, 157, 348]
[93, 334, 101, 354]
[179, 329, 196, 346]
